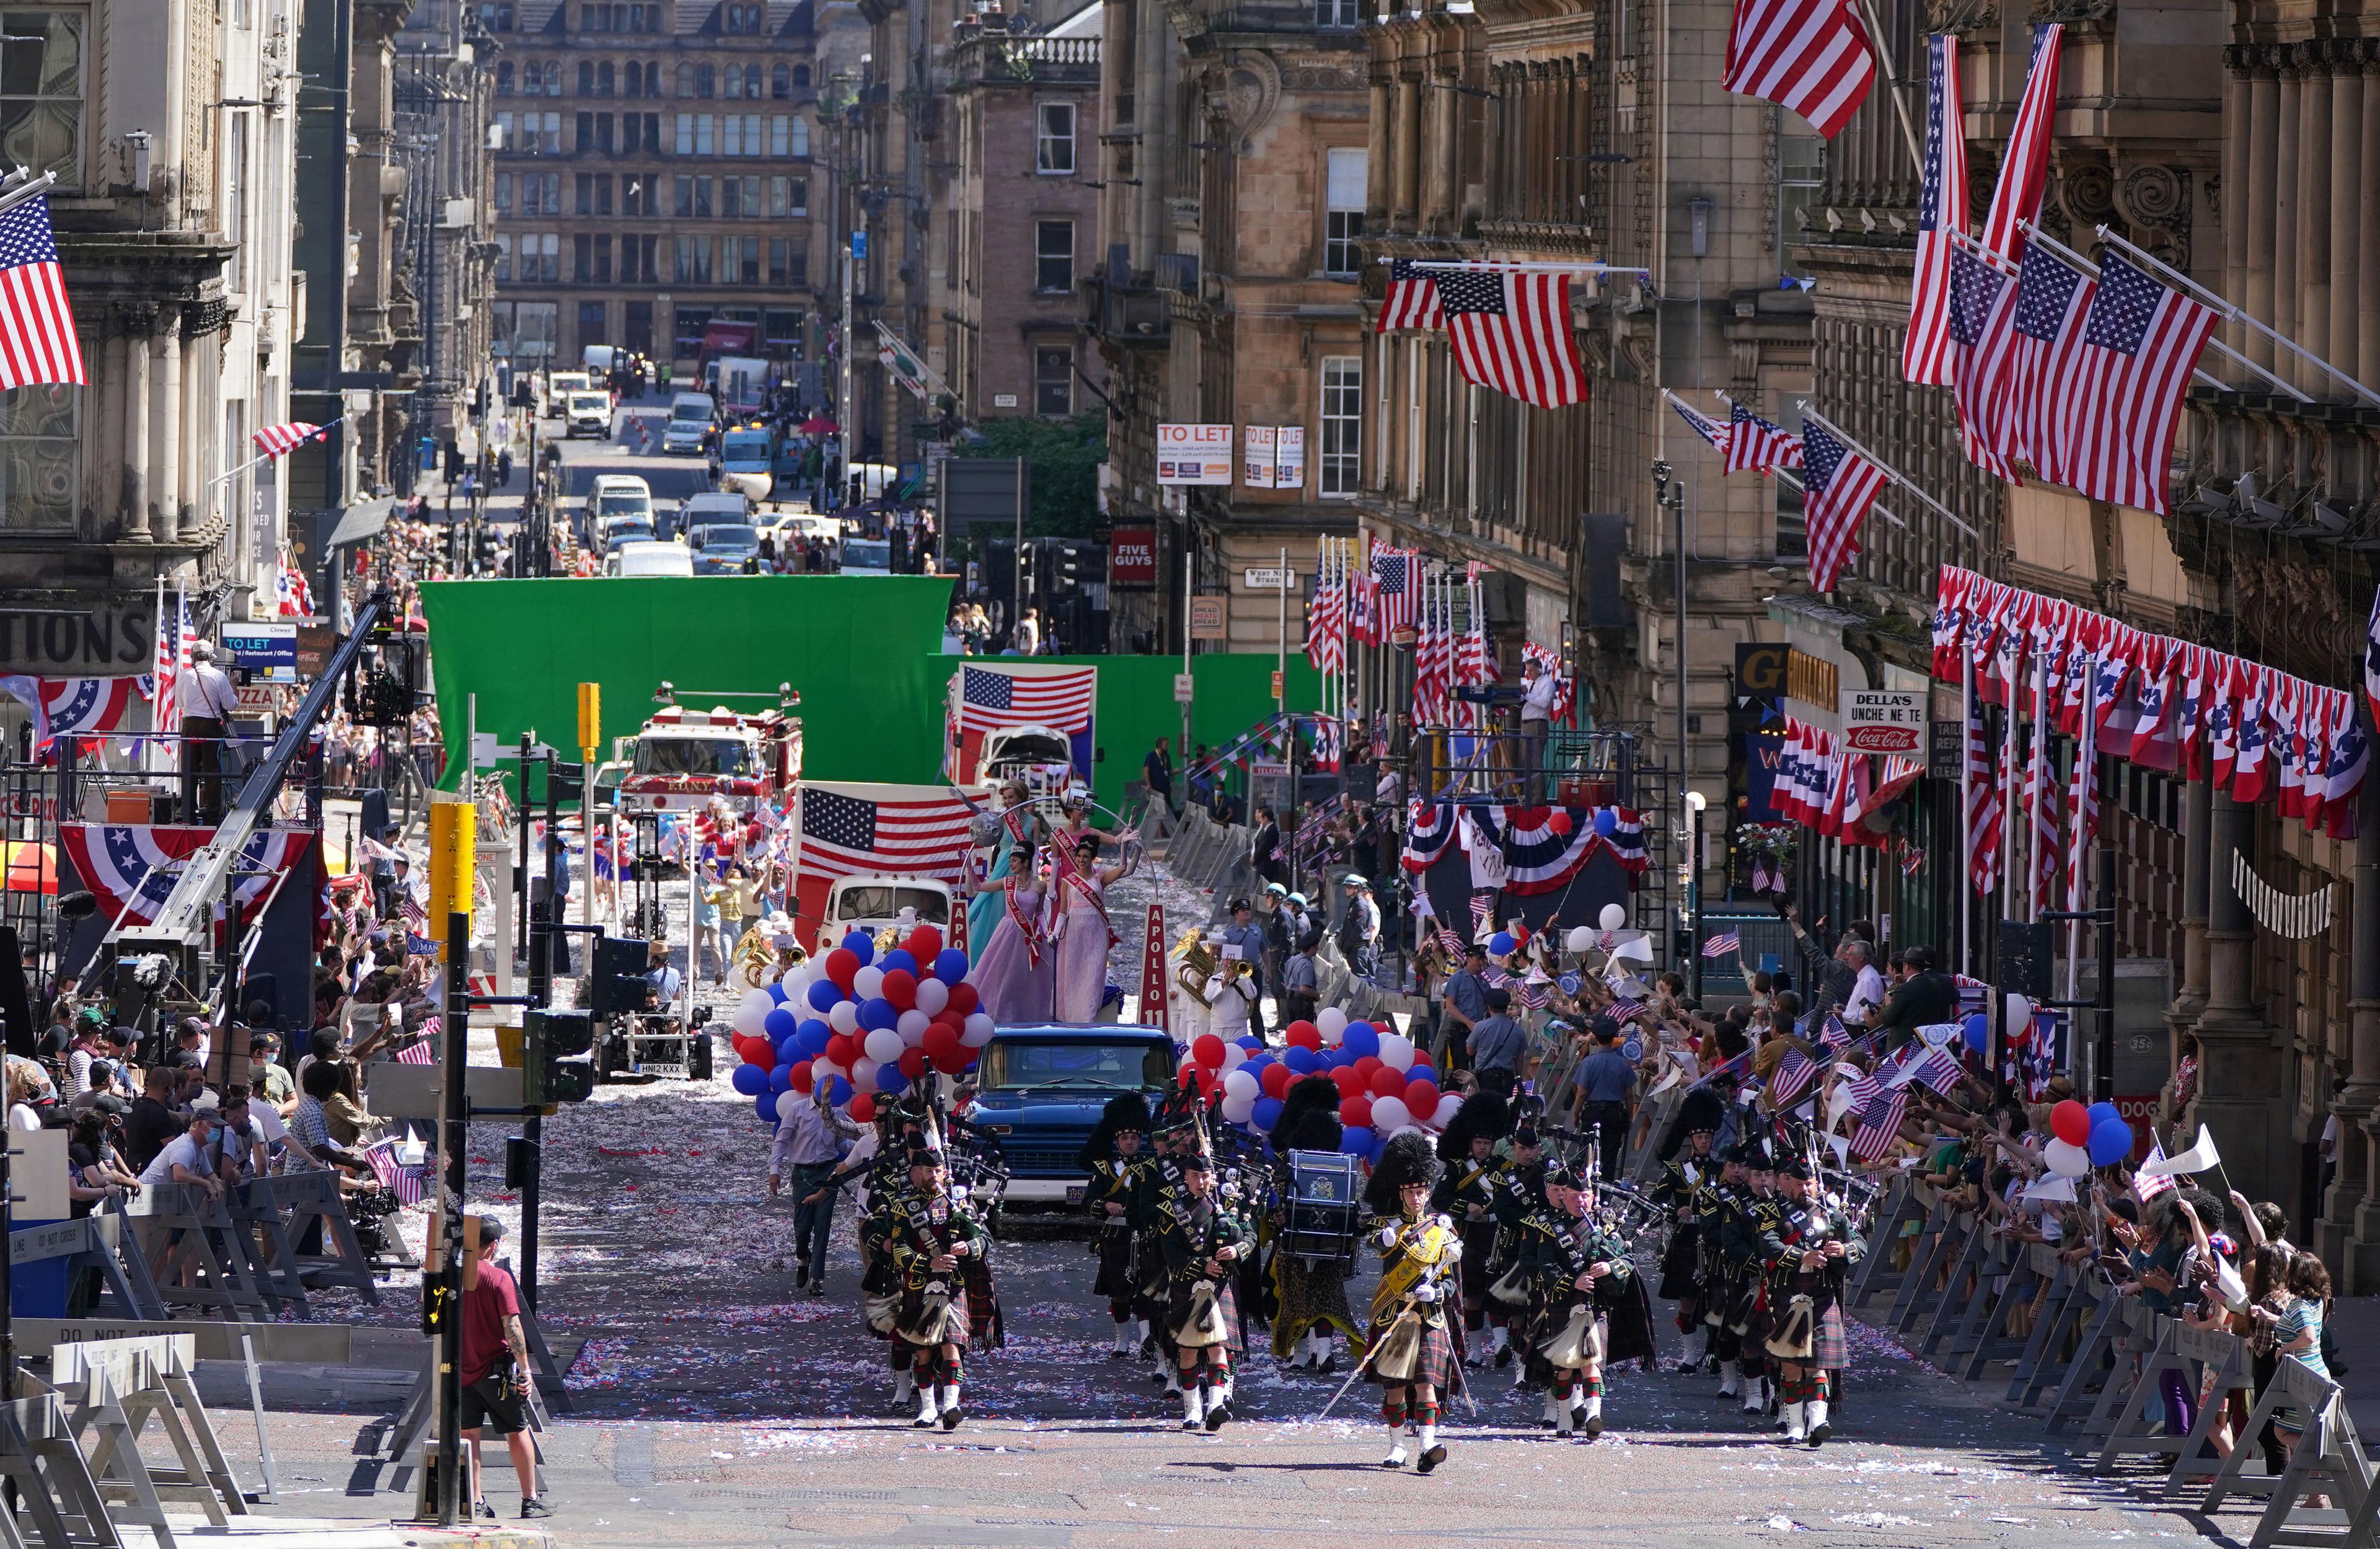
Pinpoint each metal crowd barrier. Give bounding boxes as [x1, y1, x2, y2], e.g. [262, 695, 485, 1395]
[1843, 1175, 2376, 1549]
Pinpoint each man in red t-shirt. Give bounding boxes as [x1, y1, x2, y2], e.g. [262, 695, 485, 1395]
[460, 1217, 553, 1520]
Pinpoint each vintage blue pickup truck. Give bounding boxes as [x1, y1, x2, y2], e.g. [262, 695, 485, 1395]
[966, 1023, 1178, 1214]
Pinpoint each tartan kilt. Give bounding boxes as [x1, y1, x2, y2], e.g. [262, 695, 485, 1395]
[1367, 1312, 1458, 1390]
[1600, 1273, 1660, 1365]
[894, 1281, 969, 1348]
[1093, 1228, 1136, 1302]
[1806, 1300, 1848, 1370]
[1657, 1222, 1703, 1302]
[1167, 1277, 1242, 1353]
[1132, 1234, 1171, 1322]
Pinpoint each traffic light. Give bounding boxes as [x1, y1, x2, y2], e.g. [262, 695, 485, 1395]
[587, 935, 650, 1018]
[522, 1008, 595, 1105]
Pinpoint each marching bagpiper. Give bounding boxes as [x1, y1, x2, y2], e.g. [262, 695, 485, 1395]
[1078, 1093, 1153, 1357]
[1157, 1147, 1248, 1431]
[1758, 1152, 1862, 1444]
[1482, 1121, 1548, 1379]
[1362, 1132, 1464, 1473]
[884, 1139, 1000, 1430]
[1135, 1090, 1196, 1395]
[1431, 1092, 1514, 1367]
[1650, 1119, 1721, 1371]
[1722, 1145, 1786, 1419]
[1518, 1151, 1634, 1438]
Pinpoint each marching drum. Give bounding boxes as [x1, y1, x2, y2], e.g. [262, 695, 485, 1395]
[1282, 1150, 1363, 1262]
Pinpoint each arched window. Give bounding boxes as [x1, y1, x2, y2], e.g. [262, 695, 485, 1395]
[597, 60, 615, 95]
[744, 63, 761, 97]
[724, 64, 743, 97]
[697, 63, 716, 97]
[788, 116, 809, 157]
[771, 63, 788, 97]
[496, 60, 514, 92]
[791, 63, 810, 86]
[676, 61, 695, 95]
[577, 61, 595, 94]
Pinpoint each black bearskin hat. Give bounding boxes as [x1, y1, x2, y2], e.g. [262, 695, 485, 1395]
[1274, 1075, 1344, 1145]
[1279, 1108, 1345, 1155]
[1365, 1131, 1445, 1215]
[1074, 1092, 1153, 1172]
[1436, 1090, 1512, 1162]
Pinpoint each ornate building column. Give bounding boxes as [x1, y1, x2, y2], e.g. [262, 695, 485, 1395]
[2196, 790, 2291, 1206]
[2245, 51, 2280, 374]
[2329, 43, 2361, 387]
[2360, 43, 2380, 390]
[149, 327, 183, 545]
[1393, 63, 1422, 227]
[121, 308, 154, 542]
[2297, 44, 2332, 377]
[2318, 756, 2380, 1288]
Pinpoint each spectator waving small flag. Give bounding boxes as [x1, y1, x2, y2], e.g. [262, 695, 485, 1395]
[253, 421, 328, 458]
[1770, 1046, 1819, 1107]
[1701, 932, 1740, 959]
[1469, 891, 1495, 942]
[1378, 258, 1445, 333]
[1890, 1044, 1963, 1095]
[1800, 417, 1889, 591]
[0, 191, 85, 389]
[2132, 1144, 2176, 1203]
[1850, 1085, 1909, 1162]
[1438, 268, 1587, 408]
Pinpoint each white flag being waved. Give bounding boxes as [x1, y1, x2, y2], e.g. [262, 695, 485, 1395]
[2136, 1122, 2219, 1179]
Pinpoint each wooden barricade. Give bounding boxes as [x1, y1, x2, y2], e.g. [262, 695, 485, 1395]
[121, 1184, 269, 1321]
[2010, 1256, 2108, 1413]
[1916, 1211, 2003, 1366]
[2095, 1315, 2214, 1474]
[0, 1393, 122, 1548]
[2157, 1321, 2260, 1499]
[257, 1171, 384, 1304]
[1954, 1232, 2053, 1380]
[2200, 1354, 2375, 1549]
[2041, 1287, 2135, 1435]
[1844, 1175, 1921, 1311]
[48, 1334, 250, 1535]
[224, 1180, 314, 1319]
[1887, 1189, 1964, 1335]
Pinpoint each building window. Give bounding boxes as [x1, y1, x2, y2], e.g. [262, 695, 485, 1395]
[769, 174, 806, 216]
[493, 234, 511, 281]
[724, 1, 760, 30]
[676, 63, 694, 96]
[493, 172, 513, 213]
[1323, 146, 1365, 275]
[728, 234, 760, 283]
[770, 62, 789, 98]
[696, 63, 716, 97]
[624, 111, 656, 152]
[1320, 355, 1360, 497]
[673, 173, 712, 216]
[1035, 348, 1072, 417]
[770, 113, 809, 157]
[0, 10, 84, 183]
[697, 114, 715, 154]
[1034, 219, 1073, 293]
[1034, 102, 1074, 174]
[529, 232, 561, 280]
[577, 61, 594, 94]
[764, 307, 802, 355]
[625, 172, 655, 214]
[1315, 0, 1358, 24]
[597, 60, 615, 95]
[478, 0, 514, 25]
[673, 234, 712, 283]
[224, 112, 247, 291]
[579, 301, 606, 349]
[495, 60, 513, 92]
[512, 301, 559, 358]
[768, 239, 803, 285]
[1778, 120, 1823, 276]
[0, 385, 74, 531]
[622, 233, 659, 281]
[573, 231, 593, 280]
[739, 63, 761, 97]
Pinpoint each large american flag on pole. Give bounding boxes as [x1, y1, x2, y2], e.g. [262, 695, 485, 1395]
[1437, 269, 1586, 408]
[1948, 246, 2024, 482]
[1800, 418, 1887, 592]
[1719, 0, 1876, 139]
[796, 784, 974, 885]
[956, 663, 1096, 735]
[2005, 246, 2096, 486]
[1722, 404, 1804, 475]
[2062, 250, 2218, 516]
[150, 589, 193, 738]
[1377, 258, 1445, 333]
[1305, 567, 1346, 672]
[253, 421, 327, 458]
[1370, 547, 1419, 638]
[1965, 691, 2004, 895]
[0, 193, 85, 389]
[1903, 33, 1967, 384]
[1978, 24, 2063, 261]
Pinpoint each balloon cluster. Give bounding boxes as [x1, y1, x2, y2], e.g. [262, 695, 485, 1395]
[2044, 1098, 2136, 1176]
[725, 924, 990, 1129]
[1176, 1006, 1461, 1163]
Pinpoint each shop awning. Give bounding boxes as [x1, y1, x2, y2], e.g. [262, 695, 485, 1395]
[324, 496, 394, 550]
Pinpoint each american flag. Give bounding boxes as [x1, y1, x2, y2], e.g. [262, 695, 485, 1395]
[150, 590, 193, 737]
[1470, 891, 1494, 942]
[400, 885, 428, 930]
[275, 552, 316, 617]
[1903, 34, 1967, 385]
[1438, 925, 1468, 958]
[1891, 1044, 1963, 1095]
[1370, 547, 1419, 638]
[1437, 269, 1586, 408]
[1770, 1046, 1819, 1107]
[394, 1023, 437, 1066]
[1722, 404, 1803, 476]
[956, 664, 1096, 735]
[1978, 24, 2064, 260]
[1719, 0, 1876, 139]
[2366, 588, 2380, 739]
[1948, 246, 2023, 482]
[1378, 258, 1445, 333]
[1413, 593, 1455, 723]
[1800, 418, 1887, 591]
[1965, 692, 2004, 895]
[0, 193, 84, 389]
[2063, 250, 2218, 516]
[2132, 1144, 2176, 1203]
[1819, 1013, 1851, 1053]
[1671, 394, 1732, 453]
[1849, 1085, 1908, 1162]
[253, 421, 326, 458]
[1610, 997, 1648, 1025]
[2005, 247, 2095, 486]
[363, 1136, 431, 1205]
[796, 783, 974, 885]
[1701, 932, 1741, 958]
[1305, 567, 1345, 672]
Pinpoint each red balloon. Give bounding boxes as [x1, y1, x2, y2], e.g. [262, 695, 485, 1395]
[788, 1059, 814, 1093]
[908, 925, 944, 961]
[1259, 1062, 1294, 1099]
[1368, 1065, 1408, 1099]
[932, 1045, 974, 1075]
[922, 1023, 963, 1062]
[1192, 1034, 1227, 1069]
[2050, 1100, 2092, 1147]
[848, 1093, 876, 1123]
[1331, 1066, 1365, 1097]
[1198, 1068, 1222, 1101]
[881, 968, 919, 1011]
[1352, 1056, 1383, 1083]
[824, 947, 861, 992]
[897, 1046, 928, 1080]
[1287, 1022, 1322, 1051]
[1339, 1095, 1373, 1129]
[1404, 1078, 1441, 1116]
[825, 1033, 858, 1069]
[1178, 1063, 1201, 1088]
[732, 1035, 767, 1066]
[946, 982, 981, 1018]
[1547, 810, 1573, 835]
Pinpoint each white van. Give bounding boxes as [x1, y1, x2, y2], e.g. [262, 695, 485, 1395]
[583, 344, 620, 374]
[589, 474, 654, 541]
[663, 392, 716, 455]
[565, 391, 613, 438]
[544, 369, 593, 415]
[605, 541, 695, 578]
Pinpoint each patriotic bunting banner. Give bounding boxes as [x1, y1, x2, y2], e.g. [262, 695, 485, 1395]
[1401, 799, 1649, 891]
[0, 676, 135, 750]
[61, 823, 315, 926]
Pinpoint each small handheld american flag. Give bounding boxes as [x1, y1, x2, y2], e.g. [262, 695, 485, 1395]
[1700, 931, 1740, 958]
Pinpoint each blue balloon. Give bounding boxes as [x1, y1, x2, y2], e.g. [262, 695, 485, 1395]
[731, 1064, 768, 1096]
[754, 1092, 779, 1124]
[840, 932, 876, 965]
[806, 979, 842, 1013]
[1285, 1046, 1321, 1075]
[1410, 1058, 1434, 1082]
[934, 948, 971, 984]
[1365, 1129, 1387, 1163]
[1338, 1128, 1371, 1157]
[795, 1020, 833, 1059]
[1251, 1096, 1284, 1132]
[776, 1036, 804, 1067]
[1488, 931, 1516, 957]
[1593, 807, 1618, 837]
[2086, 1100, 2123, 1131]
[1237, 1035, 1263, 1050]
[763, 1007, 798, 1042]
[769, 1063, 795, 1093]
[823, 1075, 853, 1106]
[858, 997, 899, 1031]
[1962, 1013, 1991, 1054]
[767, 981, 789, 1004]
[1341, 1023, 1381, 1061]
[876, 1064, 910, 1097]
[2087, 1119, 2133, 1168]
[881, 948, 920, 979]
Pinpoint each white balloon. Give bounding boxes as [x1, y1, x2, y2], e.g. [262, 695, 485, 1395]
[1598, 903, 1627, 931]
[779, 967, 811, 997]
[1370, 1094, 1412, 1132]
[863, 1027, 904, 1066]
[853, 965, 886, 1000]
[2005, 992, 2033, 1031]
[1432, 1093, 1463, 1126]
[852, 1056, 881, 1093]
[914, 978, 950, 1017]
[960, 1012, 996, 1047]
[827, 1001, 860, 1036]
[897, 1009, 932, 1044]
[1220, 1090, 1256, 1124]
[1222, 1043, 1250, 1072]
[1566, 926, 1593, 956]
[1378, 1032, 1416, 1072]
[1317, 1007, 1348, 1039]
[2044, 1137, 2091, 1178]
[734, 990, 775, 1038]
[1222, 1067, 1259, 1100]
[775, 1089, 803, 1121]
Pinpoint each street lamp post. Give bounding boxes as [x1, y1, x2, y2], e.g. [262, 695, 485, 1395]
[1652, 459, 1688, 964]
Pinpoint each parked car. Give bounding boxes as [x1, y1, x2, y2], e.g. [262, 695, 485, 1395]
[605, 540, 695, 578]
[690, 523, 763, 575]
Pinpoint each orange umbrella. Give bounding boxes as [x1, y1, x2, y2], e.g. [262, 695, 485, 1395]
[1, 840, 58, 894]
